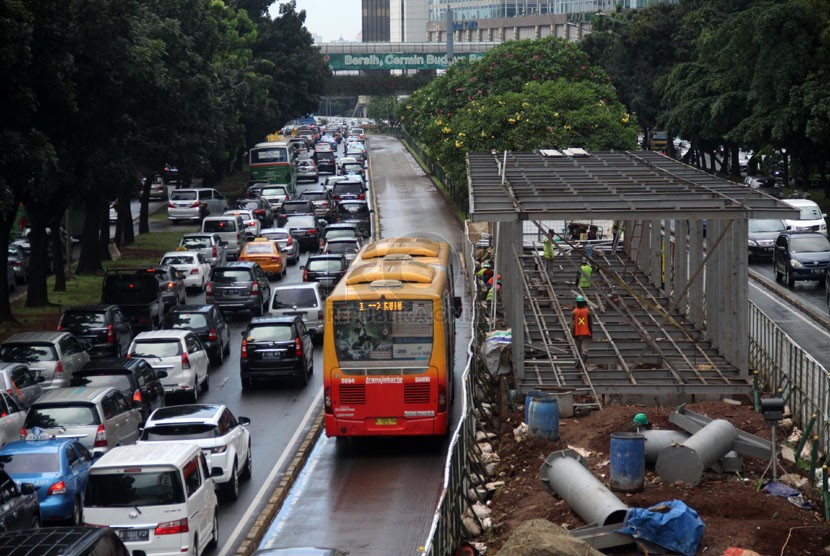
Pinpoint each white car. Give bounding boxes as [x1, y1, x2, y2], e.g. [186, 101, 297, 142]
[139, 404, 252, 501]
[159, 251, 211, 291]
[336, 156, 358, 173]
[224, 209, 262, 239]
[782, 198, 827, 236]
[0, 391, 27, 449]
[128, 330, 209, 403]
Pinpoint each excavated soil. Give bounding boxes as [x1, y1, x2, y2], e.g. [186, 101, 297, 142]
[482, 398, 830, 555]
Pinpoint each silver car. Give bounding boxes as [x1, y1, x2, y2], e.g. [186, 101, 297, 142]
[259, 228, 300, 265]
[0, 332, 90, 390]
[179, 233, 227, 267]
[0, 362, 43, 409]
[167, 188, 229, 224]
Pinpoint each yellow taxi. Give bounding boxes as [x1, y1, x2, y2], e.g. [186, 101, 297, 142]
[239, 238, 287, 278]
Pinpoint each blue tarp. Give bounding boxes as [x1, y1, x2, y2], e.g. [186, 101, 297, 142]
[617, 500, 704, 556]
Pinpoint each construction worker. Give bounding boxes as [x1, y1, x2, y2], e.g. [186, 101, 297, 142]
[543, 230, 556, 277]
[575, 258, 593, 288]
[486, 277, 501, 303]
[628, 413, 652, 432]
[572, 294, 592, 363]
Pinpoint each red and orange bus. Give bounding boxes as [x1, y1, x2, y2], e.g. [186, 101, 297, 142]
[323, 238, 462, 437]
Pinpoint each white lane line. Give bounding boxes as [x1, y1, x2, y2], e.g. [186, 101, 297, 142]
[750, 281, 830, 338]
[217, 388, 324, 556]
[216, 377, 230, 390]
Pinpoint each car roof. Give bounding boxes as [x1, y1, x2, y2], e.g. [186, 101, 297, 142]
[146, 404, 224, 424]
[92, 442, 201, 468]
[169, 304, 214, 314]
[782, 199, 819, 208]
[162, 251, 199, 258]
[80, 358, 144, 372]
[133, 330, 191, 340]
[308, 253, 345, 261]
[0, 527, 124, 556]
[0, 437, 81, 454]
[62, 304, 116, 313]
[272, 283, 321, 292]
[326, 237, 360, 244]
[3, 331, 71, 343]
[33, 387, 117, 404]
[260, 228, 291, 234]
[248, 316, 299, 326]
[325, 223, 359, 230]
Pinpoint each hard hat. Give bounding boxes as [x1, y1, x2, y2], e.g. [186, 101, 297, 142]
[633, 413, 649, 425]
[575, 294, 585, 303]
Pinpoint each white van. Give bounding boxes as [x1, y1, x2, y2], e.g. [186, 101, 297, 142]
[782, 199, 827, 236]
[84, 443, 219, 556]
[270, 283, 326, 341]
[201, 214, 246, 260]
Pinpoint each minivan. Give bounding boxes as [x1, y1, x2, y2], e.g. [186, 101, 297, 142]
[84, 443, 219, 556]
[782, 199, 827, 236]
[201, 215, 246, 260]
[270, 283, 326, 341]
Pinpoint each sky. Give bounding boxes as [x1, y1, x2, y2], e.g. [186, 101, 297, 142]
[277, 0, 362, 43]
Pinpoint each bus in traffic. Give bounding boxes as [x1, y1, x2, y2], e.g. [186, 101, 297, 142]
[248, 141, 295, 191]
[322, 238, 462, 437]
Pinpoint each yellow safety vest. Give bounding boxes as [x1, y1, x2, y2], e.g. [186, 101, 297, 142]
[578, 264, 592, 288]
[543, 239, 556, 260]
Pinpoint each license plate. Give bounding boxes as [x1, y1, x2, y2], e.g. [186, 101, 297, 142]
[223, 289, 239, 295]
[375, 418, 397, 426]
[117, 529, 149, 542]
[263, 352, 282, 360]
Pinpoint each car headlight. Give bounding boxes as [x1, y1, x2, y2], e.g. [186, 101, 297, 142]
[748, 240, 758, 247]
[790, 259, 803, 268]
[209, 446, 227, 454]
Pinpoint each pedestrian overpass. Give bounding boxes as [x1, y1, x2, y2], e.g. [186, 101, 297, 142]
[317, 41, 501, 71]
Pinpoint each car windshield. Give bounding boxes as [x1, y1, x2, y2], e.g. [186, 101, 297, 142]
[749, 219, 785, 233]
[339, 204, 368, 215]
[0, 452, 60, 473]
[70, 373, 132, 391]
[326, 242, 357, 254]
[103, 276, 158, 303]
[211, 269, 251, 283]
[325, 230, 357, 241]
[244, 243, 276, 255]
[161, 256, 195, 266]
[272, 288, 318, 309]
[236, 201, 259, 210]
[142, 423, 218, 441]
[181, 237, 210, 249]
[60, 312, 106, 328]
[130, 340, 183, 358]
[203, 220, 237, 233]
[334, 184, 362, 195]
[0, 343, 58, 363]
[25, 404, 100, 427]
[283, 203, 311, 213]
[790, 236, 830, 253]
[798, 206, 823, 220]
[166, 313, 209, 329]
[85, 470, 185, 507]
[308, 259, 342, 272]
[262, 232, 290, 242]
[286, 217, 316, 228]
[343, 164, 363, 173]
[261, 187, 288, 197]
[246, 326, 293, 342]
[302, 192, 328, 201]
[171, 191, 197, 201]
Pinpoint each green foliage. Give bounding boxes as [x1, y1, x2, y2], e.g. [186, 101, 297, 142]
[367, 96, 401, 125]
[404, 36, 637, 185]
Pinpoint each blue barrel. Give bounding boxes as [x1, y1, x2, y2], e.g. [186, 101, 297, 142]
[523, 389, 545, 423]
[527, 394, 560, 441]
[610, 432, 646, 493]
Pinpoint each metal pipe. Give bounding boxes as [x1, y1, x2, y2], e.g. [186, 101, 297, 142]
[641, 430, 690, 466]
[655, 419, 738, 486]
[540, 449, 629, 526]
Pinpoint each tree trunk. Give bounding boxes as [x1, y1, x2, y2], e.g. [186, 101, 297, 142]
[730, 145, 741, 177]
[76, 195, 104, 275]
[50, 213, 66, 292]
[117, 190, 135, 246]
[781, 151, 790, 188]
[820, 165, 829, 199]
[98, 201, 110, 262]
[0, 205, 20, 324]
[138, 177, 151, 234]
[24, 209, 53, 307]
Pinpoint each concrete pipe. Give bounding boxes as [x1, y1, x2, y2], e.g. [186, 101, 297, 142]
[540, 449, 629, 526]
[642, 430, 691, 465]
[655, 419, 738, 486]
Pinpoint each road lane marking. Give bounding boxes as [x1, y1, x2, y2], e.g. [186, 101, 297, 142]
[750, 281, 830, 338]
[218, 387, 323, 556]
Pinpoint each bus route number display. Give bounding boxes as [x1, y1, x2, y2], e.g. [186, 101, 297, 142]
[359, 300, 403, 312]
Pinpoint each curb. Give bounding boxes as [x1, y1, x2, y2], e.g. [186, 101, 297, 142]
[748, 268, 830, 329]
[233, 410, 325, 556]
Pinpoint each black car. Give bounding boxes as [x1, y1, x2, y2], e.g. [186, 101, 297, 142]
[335, 199, 372, 238]
[101, 270, 165, 332]
[316, 150, 337, 174]
[70, 358, 167, 423]
[58, 305, 134, 359]
[236, 197, 274, 228]
[7, 244, 27, 285]
[302, 254, 348, 294]
[163, 304, 231, 366]
[331, 180, 367, 203]
[206, 261, 272, 316]
[0, 527, 130, 556]
[277, 200, 317, 227]
[142, 265, 187, 314]
[773, 232, 830, 287]
[300, 189, 335, 220]
[748, 219, 786, 261]
[240, 315, 314, 388]
[283, 214, 325, 252]
[0, 469, 40, 532]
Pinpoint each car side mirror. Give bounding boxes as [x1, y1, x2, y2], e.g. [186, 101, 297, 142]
[239, 416, 251, 426]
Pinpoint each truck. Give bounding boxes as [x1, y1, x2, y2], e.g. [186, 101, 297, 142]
[101, 269, 164, 332]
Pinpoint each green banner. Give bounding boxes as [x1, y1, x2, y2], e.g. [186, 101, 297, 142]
[324, 52, 485, 70]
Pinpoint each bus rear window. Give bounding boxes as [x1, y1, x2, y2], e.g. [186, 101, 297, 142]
[252, 148, 288, 164]
[332, 300, 434, 370]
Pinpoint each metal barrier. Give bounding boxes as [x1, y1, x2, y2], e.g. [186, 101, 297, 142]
[749, 300, 830, 462]
[398, 129, 467, 212]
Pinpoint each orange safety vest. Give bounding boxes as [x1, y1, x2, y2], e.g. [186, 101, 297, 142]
[573, 306, 591, 337]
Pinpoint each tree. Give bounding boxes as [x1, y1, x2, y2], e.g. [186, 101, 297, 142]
[367, 96, 401, 125]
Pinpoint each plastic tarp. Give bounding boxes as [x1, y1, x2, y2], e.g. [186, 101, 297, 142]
[482, 329, 512, 376]
[617, 500, 704, 556]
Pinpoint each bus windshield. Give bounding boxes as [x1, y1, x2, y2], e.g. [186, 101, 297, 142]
[332, 300, 434, 371]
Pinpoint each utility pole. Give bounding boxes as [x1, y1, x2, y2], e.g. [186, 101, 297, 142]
[446, 3, 453, 66]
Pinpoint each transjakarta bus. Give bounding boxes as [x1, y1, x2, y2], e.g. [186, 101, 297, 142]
[323, 241, 462, 437]
[248, 141, 295, 191]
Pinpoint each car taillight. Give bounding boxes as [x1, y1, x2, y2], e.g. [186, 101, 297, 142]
[309, 228, 318, 235]
[317, 310, 324, 320]
[438, 384, 447, 412]
[56, 324, 62, 331]
[284, 195, 290, 202]
[20, 427, 26, 439]
[190, 268, 199, 275]
[248, 220, 257, 226]
[208, 328, 217, 341]
[237, 232, 242, 243]
[107, 324, 115, 343]
[321, 201, 329, 208]
[333, 195, 340, 202]
[255, 209, 265, 215]
[48, 480, 66, 496]
[212, 245, 218, 258]
[133, 389, 142, 404]
[270, 257, 280, 264]
[358, 194, 365, 200]
[303, 268, 308, 281]
[286, 235, 293, 246]
[295, 336, 303, 357]
[251, 282, 259, 294]
[324, 386, 332, 414]
[155, 518, 189, 536]
[167, 280, 176, 289]
[168, 202, 175, 208]
[190, 201, 200, 208]
[54, 360, 64, 380]
[93, 424, 107, 448]
[181, 352, 191, 370]
[241, 339, 248, 360]
[206, 282, 213, 296]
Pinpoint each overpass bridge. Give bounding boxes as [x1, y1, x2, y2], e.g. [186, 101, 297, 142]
[317, 41, 501, 71]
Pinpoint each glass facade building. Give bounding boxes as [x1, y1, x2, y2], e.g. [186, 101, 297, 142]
[363, 0, 391, 42]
